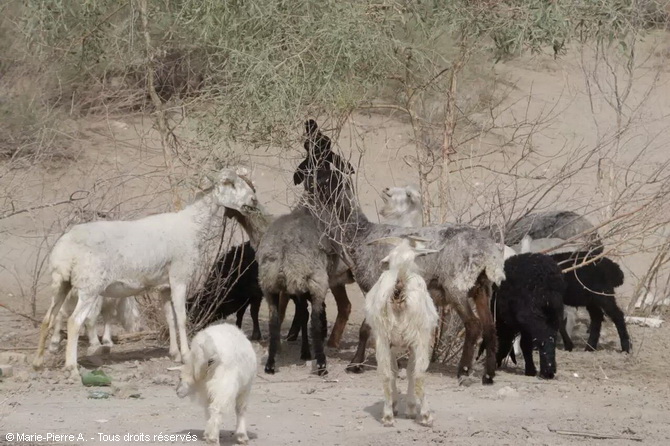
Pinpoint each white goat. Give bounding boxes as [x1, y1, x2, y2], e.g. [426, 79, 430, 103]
[48, 294, 141, 356]
[379, 185, 423, 227]
[32, 168, 258, 377]
[365, 236, 439, 427]
[379, 186, 515, 262]
[176, 323, 256, 445]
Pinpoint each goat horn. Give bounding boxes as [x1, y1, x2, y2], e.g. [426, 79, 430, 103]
[366, 236, 405, 247]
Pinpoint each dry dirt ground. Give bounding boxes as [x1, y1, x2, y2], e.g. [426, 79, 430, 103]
[2, 39, 670, 446]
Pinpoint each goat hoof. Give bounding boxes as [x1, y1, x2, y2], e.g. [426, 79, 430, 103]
[524, 369, 537, 377]
[316, 365, 328, 377]
[286, 334, 299, 342]
[169, 351, 183, 363]
[86, 345, 104, 357]
[345, 363, 364, 374]
[32, 358, 44, 370]
[264, 364, 275, 374]
[382, 416, 395, 427]
[300, 352, 312, 361]
[63, 366, 80, 380]
[418, 412, 434, 427]
[585, 344, 596, 352]
[250, 332, 262, 342]
[457, 375, 474, 387]
[326, 340, 340, 349]
[204, 432, 219, 445]
[235, 432, 249, 445]
[539, 372, 555, 380]
[482, 373, 494, 385]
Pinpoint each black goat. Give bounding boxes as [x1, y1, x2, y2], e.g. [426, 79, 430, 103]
[187, 242, 319, 350]
[551, 251, 630, 353]
[489, 253, 566, 379]
[293, 119, 355, 190]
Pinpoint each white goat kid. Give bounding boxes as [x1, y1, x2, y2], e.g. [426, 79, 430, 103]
[365, 236, 439, 427]
[48, 294, 141, 356]
[379, 185, 423, 227]
[177, 323, 256, 445]
[33, 168, 257, 377]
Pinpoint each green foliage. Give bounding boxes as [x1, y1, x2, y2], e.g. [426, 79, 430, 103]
[4, 0, 664, 150]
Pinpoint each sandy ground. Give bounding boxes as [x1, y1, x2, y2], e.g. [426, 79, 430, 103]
[2, 37, 670, 446]
[1, 303, 670, 446]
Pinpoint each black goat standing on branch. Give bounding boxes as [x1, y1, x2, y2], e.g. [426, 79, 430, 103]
[293, 119, 355, 191]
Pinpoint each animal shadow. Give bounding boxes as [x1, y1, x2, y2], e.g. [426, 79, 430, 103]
[177, 429, 257, 445]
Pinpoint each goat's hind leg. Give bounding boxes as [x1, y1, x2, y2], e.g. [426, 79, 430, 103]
[309, 295, 328, 376]
[599, 296, 631, 353]
[264, 293, 281, 374]
[33, 280, 72, 369]
[472, 275, 497, 385]
[409, 346, 433, 426]
[346, 319, 372, 374]
[64, 291, 98, 378]
[234, 385, 252, 444]
[327, 284, 351, 349]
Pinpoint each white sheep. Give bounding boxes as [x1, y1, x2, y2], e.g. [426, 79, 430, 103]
[365, 236, 439, 427]
[32, 168, 258, 377]
[48, 294, 141, 356]
[176, 323, 256, 445]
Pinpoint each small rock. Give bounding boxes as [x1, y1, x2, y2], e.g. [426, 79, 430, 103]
[13, 370, 30, 383]
[112, 384, 142, 399]
[397, 369, 407, 380]
[152, 374, 172, 385]
[0, 352, 27, 364]
[497, 386, 519, 398]
[573, 373, 579, 378]
[88, 390, 111, 399]
[467, 416, 475, 422]
[313, 412, 321, 417]
[0, 364, 14, 378]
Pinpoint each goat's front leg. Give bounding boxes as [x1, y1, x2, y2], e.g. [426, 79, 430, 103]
[375, 339, 396, 427]
[452, 301, 482, 386]
[161, 289, 180, 362]
[472, 280, 496, 385]
[170, 282, 190, 362]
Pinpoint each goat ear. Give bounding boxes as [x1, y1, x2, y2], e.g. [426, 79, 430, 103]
[380, 255, 391, 266]
[406, 235, 432, 248]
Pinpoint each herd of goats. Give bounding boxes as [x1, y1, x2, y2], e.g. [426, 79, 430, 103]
[29, 120, 632, 444]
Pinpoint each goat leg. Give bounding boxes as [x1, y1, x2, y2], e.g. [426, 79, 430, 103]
[327, 284, 351, 349]
[346, 319, 372, 373]
[264, 293, 281, 374]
